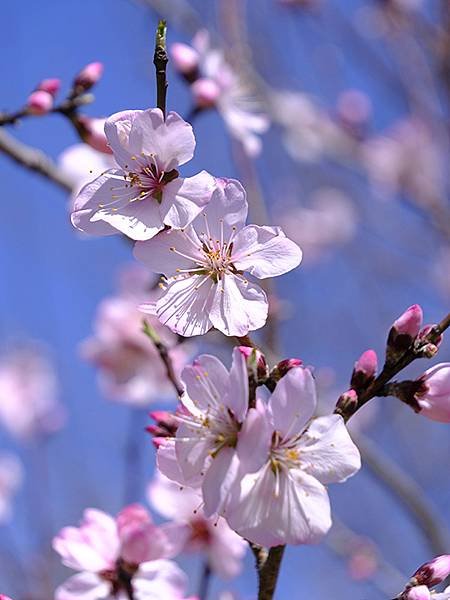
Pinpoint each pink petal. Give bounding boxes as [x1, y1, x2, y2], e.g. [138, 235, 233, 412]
[104, 109, 142, 168]
[232, 225, 302, 279]
[148, 472, 200, 520]
[202, 447, 240, 517]
[225, 347, 249, 422]
[157, 439, 202, 487]
[268, 367, 316, 440]
[160, 171, 216, 229]
[207, 519, 247, 579]
[54, 572, 110, 600]
[298, 415, 361, 484]
[209, 275, 268, 337]
[130, 109, 195, 171]
[156, 275, 215, 337]
[134, 227, 203, 278]
[132, 559, 188, 600]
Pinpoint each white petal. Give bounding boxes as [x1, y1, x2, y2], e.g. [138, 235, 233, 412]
[232, 225, 302, 279]
[104, 109, 142, 168]
[202, 447, 241, 517]
[268, 367, 316, 440]
[55, 572, 110, 600]
[132, 559, 187, 600]
[199, 178, 248, 242]
[225, 347, 249, 422]
[156, 439, 202, 487]
[237, 400, 271, 473]
[209, 275, 268, 336]
[93, 199, 164, 241]
[181, 354, 229, 415]
[175, 422, 212, 483]
[160, 171, 216, 229]
[156, 275, 215, 337]
[298, 415, 361, 484]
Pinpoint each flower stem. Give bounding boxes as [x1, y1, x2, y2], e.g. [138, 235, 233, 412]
[153, 20, 168, 117]
[256, 545, 286, 600]
[198, 561, 212, 600]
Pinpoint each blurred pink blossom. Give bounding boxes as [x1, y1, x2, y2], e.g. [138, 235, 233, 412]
[73, 61, 104, 91]
[76, 116, 112, 154]
[278, 188, 357, 263]
[53, 505, 187, 600]
[0, 453, 23, 524]
[26, 90, 53, 115]
[58, 143, 115, 199]
[82, 266, 190, 406]
[148, 472, 246, 579]
[0, 343, 64, 440]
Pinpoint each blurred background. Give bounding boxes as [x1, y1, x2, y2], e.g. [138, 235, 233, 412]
[0, 0, 449, 598]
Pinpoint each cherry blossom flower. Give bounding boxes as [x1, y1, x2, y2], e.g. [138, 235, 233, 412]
[134, 178, 302, 337]
[156, 348, 265, 517]
[59, 143, 115, 201]
[148, 472, 246, 579]
[82, 266, 189, 405]
[171, 31, 269, 157]
[0, 453, 23, 524]
[415, 364, 450, 423]
[226, 366, 361, 547]
[71, 108, 216, 240]
[0, 343, 64, 440]
[53, 505, 187, 600]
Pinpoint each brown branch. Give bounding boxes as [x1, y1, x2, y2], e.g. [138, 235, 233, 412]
[0, 128, 74, 192]
[142, 320, 184, 397]
[337, 311, 450, 421]
[255, 545, 285, 600]
[355, 432, 450, 555]
[153, 20, 168, 117]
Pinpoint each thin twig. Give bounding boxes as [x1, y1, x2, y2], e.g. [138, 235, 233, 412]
[355, 432, 450, 555]
[256, 545, 285, 600]
[0, 129, 74, 192]
[142, 320, 184, 397]
[153, 20, 168, 117]
[198, 561, 212, 600]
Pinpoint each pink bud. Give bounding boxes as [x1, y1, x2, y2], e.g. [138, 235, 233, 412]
[170, 43, 199, 75]
[336, 388, 358, 414]
[26, 90, 53, 115]
[336, 89, 372, 126]
[413, 554, 450, 587]
[76, 116, 112, 154]
[238, 346, 268, 381]
[405, 587, 431, 600]
[37, 78, 61, 96]
[74, 62, 104, 91]
[191, 78, 221, 108]
[351, 349, 377, 390]
[416, 365, 450, 422]
[393, 305, 423, 337]
[147, 410, 178, 441]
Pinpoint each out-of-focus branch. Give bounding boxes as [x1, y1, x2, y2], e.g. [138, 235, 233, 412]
[354, 432, 450, 556]
[0, 129, 73, 192]
[142, 320, 184, 397]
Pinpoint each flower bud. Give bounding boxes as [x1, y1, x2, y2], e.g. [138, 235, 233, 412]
[191, 78, 221, 108]
[351, 349, 377, 392]
[147, 410, 178, 439]
[404, 586, 431, 600]
[412, 554, 450, 587]
[386, 305, 423, 361]
[73, 61, 104, 92]
[170, 43, 199, 80]
[26, 90, 53, 115]
[336, 389, 358, 414]
[415, 364, 450, 423]
[238, 346, 268, 383]
[270, 358, 303, 383]
[415, 325, 443, 358]
[37, 78, 61, 96]
[76, 116, 112, 154]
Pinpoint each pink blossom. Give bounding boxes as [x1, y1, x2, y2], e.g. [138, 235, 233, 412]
[392, 305, 423, 338]
[76, 116, 112, 154]
[26, 90, 53, 115]
[175, 31, 269, 156]
[351, 349, 378, 392]
[134, 178, 302, 337]
[148, 472, 246, 579]
[0, 596, 14, 600]
[415, 364, 450, 423]
[82, 269, 189, 405]
[226, 366, 361, 546]
[37, 78, 61, 96]
[191, 78, 221, 108]
[71, 108, 216, 241]
[0, 453, 23, 524]
[53, 505, 187, 600]
[74, 61, 104, 91]
[157, 348, 261, 517]
[59, 143, 116, 206]
[171, 43, 199, 76]
[405, 587, 431, 600]
[413, 555, 450, 587]
[0, 343, 64, 439]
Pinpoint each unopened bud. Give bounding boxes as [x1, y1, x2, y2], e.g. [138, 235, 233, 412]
[76, 116, 112, 154]
[26, 90, 53, 115]
[412, 554, 450, 587]
[171, 43, 199, 81]
[191, 78, 221, 108]
[270, 358, 303, 383]
[73, 61, 104, 92]
[386, 305, 423, 362]
[351, 349, 377, 392]
[336, 389, 358, 414]
[37, 78, 61, 96]
[415, 325, 443, 358]
[147, 410, 178, 440]
[238, 346, 268, 383]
